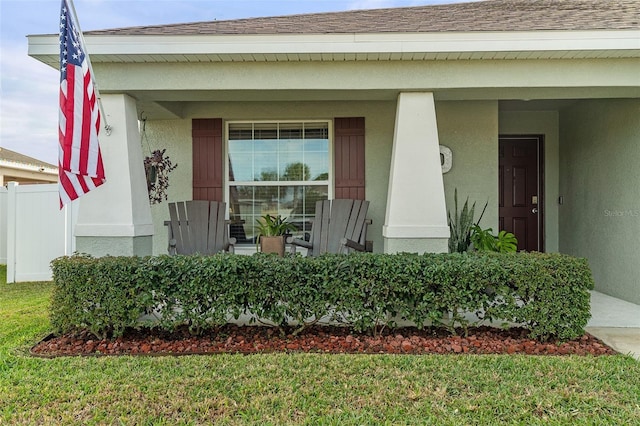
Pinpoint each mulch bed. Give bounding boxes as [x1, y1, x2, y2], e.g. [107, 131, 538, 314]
[31, 325, 617, 357]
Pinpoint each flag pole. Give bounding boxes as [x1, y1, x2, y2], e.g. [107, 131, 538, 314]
[65, 0, 112, 136]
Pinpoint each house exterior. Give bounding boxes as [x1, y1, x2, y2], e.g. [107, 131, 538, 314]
[28, 0, 640, 303]
[0, 147, 57, 185]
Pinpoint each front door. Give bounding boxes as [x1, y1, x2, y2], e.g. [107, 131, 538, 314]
[499, 136, 543, 252]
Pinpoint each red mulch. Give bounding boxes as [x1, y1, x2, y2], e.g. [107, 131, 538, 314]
[30, 325, 617, 357]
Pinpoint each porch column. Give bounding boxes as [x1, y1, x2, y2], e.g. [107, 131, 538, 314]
[383, 92, 450, 254]
[75, 94, 153, 256]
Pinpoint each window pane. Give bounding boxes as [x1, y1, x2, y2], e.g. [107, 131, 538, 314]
[254, 123, 278, 139]
[228, 184, 328, 243]
[255, 157, 278, 181]
[228, 153, 253, 181]
[254, 139, 278, 153]
[228, 185, 255, 243]
[280, 159, 307, 181]
[304, 138, 329, 152]
[228, 139, 253, 155]
[306, 152, 329, 181]
[279, 123, 303, 139]
[279, 138, 304, 153]
[288, 185, 329, 236]
[229, 139, 253, 182]
[229, 122, 253, 140]
[304, 123, 329, 139]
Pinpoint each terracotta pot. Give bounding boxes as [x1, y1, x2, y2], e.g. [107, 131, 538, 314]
[260, 236, 285, 257]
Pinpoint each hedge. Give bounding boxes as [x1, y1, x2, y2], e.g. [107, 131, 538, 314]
[50, 252, 594, 341]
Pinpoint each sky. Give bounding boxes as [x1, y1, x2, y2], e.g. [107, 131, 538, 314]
[0, 0, 476, 166]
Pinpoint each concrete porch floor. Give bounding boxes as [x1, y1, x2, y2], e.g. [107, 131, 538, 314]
[587, 291, 640, 360]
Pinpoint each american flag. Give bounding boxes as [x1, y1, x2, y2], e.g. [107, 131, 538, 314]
[58, 0, 105, 208]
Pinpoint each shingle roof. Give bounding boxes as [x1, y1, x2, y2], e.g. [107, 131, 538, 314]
[86, 0, 640, 36]
[0, 147, 56, 169]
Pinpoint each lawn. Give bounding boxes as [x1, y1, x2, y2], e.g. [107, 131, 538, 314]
[1, 265, 639, 425]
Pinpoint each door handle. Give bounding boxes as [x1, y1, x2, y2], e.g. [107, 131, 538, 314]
[532, 208, 539, 214]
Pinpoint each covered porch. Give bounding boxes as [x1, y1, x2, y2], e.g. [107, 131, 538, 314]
[67, 88, 640, 305]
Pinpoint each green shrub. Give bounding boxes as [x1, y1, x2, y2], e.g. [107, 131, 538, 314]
[50, 251, 594, 341]
[50, 254, 150, 339]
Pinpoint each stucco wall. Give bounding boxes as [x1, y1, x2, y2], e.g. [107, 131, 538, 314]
[146, 119, 193, 255]
[499, 110, 560, 252]
[559, 99, 640, 304]
[438, 101, 499, 232]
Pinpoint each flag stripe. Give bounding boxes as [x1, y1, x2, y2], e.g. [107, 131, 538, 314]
[78, 64, 91, 175]
[72, 62, 85, 174]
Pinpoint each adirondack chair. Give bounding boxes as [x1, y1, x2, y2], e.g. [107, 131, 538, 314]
[165, 200, 236, 255]
[290, 199, 372, 256]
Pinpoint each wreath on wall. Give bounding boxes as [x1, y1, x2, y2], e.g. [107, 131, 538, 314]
[141, 117, 177, 205]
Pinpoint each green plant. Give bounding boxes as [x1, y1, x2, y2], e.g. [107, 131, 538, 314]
[448, 188, 487, 253]
[255, 214, 297, 237]
[50, 254, 150, 339]
[51, 251, 595, 342]
[495, 230, 518, 253]
[471, 225, 518, 253]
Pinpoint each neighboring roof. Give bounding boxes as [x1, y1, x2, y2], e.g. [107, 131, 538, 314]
[0, 147, 56, 169]
[86, 0, 640, 36]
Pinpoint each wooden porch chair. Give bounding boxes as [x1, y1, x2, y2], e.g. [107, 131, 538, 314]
[165, 200, 236, 255]
[290, 199, 372, 256]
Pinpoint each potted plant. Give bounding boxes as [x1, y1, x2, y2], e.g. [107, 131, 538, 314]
[255, 214, 297, 256]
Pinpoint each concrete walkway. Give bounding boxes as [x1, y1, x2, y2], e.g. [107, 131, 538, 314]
[586, 291, 640, 360]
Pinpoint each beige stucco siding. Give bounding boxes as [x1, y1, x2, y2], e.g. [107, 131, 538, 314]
[560, 99, 640, 304]
[146, 119, 192, 255]
[499, 110, 560, 252]
[438, 101, 499, 233]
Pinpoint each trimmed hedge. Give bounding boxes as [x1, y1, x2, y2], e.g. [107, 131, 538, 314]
[50, 252, 594, 341]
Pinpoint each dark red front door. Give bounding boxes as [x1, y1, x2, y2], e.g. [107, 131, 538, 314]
[499, 136, 543, 252]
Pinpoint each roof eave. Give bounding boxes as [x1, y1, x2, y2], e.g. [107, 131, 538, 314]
[28, 29, 640, 68]
[0, 160, 58, 175]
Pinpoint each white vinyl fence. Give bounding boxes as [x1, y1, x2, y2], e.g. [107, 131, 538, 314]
[0, 182, 77, 283]
[0, 186, 6, 265]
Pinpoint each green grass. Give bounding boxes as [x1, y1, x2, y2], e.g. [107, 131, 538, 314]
[1, 265, 639, 425]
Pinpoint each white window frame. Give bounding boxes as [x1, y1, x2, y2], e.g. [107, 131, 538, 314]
[224, 119, 334, 229]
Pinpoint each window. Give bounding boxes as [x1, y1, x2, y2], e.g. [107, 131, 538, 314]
[227, 121, 330, 243]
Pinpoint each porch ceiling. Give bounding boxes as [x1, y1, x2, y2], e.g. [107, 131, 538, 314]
[129, 87, 640, 119]
[499, 99, 580, 111]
